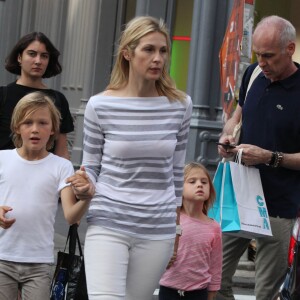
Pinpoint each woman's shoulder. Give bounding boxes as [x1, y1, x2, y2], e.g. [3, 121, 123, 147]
[179, 93, 192, 105]
[6, 81, 42, 92]
[180, 94, 192, 109]
[4, 82, 66, 100]
[185, 94, 192, 103]
[101, 89, 122, 97]
[169, 93, 192, 109]
[5, 81, 28, 93]
[49, 89, 67, 101]
[88, 91, 111, 103]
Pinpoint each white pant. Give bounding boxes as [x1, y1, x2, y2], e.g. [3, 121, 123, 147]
[84, 225, 174, 300]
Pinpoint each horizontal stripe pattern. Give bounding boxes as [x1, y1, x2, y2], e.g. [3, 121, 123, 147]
[82, 95, 192, 240]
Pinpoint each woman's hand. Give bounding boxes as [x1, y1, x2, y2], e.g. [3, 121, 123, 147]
[66, 166, 95, 201]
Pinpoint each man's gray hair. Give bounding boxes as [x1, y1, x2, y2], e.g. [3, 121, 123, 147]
[255, 15, 296, 49]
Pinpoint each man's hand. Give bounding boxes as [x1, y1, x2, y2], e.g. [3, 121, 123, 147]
[217, 135, 236, 158]
[235, 144, 271, 166]
[0, 206, 16, 229]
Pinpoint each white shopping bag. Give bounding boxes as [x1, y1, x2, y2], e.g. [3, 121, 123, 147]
[209, 150, 272, 238]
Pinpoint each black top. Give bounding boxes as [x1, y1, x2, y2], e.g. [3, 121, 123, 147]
[0, 81, 74, 151]
[238, 63, 300, 218]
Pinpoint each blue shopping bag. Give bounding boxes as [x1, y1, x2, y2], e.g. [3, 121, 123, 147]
[208, 161, 241, 232]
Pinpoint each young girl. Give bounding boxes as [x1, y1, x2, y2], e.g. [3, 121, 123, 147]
[159, 162, 222, 300]
[0, 91, 94, 300]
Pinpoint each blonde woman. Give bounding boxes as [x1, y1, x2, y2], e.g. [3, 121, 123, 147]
[77, 15, 192, 300]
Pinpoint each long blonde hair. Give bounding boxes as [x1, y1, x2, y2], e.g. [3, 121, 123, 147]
[106, 15, 186, 102]
[183, 162, 216, 215]
[11, 91, 61, 150]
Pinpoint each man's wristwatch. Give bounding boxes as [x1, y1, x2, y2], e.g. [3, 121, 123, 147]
[266, 151, 284, 168]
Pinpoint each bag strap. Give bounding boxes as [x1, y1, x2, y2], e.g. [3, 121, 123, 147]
[220, 149, 243, 224]
[219, 163, 227, 226]
[234, 149, 243, 164]
[232, 65, 261, 141]
[69, 223, 78, 254]
[245, 64, 261, 103]
[63, 224, 84, 256]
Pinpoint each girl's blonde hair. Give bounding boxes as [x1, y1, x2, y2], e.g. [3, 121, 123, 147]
[11, 91, 61, 150]
[106, 15, 186, 102]
[183, 162, 216, 215]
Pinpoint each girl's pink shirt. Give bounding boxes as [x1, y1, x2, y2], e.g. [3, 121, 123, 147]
[159, 213, 222, 291]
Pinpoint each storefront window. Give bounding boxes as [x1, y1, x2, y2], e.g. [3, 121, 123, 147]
[170, 0, 193, 91]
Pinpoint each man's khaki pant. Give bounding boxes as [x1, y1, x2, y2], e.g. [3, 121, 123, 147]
[217, 217, 294, 300]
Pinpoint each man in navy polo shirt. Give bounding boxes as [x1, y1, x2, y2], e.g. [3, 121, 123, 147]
[217, 15, 300, 300]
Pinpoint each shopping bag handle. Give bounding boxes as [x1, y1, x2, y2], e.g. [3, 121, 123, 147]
[235, 149, 243, 164]
[219, 162, 227, 226]
[63, 224, 84, 256]
[219, 149, 243, 225]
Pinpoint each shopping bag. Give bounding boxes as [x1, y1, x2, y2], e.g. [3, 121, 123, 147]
[208, 150, 272, 238]
[50, 224, 88, 300]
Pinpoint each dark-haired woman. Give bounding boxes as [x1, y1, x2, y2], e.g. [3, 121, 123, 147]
[0, 32, 74, 158]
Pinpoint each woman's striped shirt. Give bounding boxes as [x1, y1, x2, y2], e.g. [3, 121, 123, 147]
[82, 94, 192, 240]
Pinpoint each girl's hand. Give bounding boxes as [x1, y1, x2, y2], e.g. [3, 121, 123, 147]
[0, 206, 16, 229]
[66, 166, 95, 201]
[166, 252, 177, 269]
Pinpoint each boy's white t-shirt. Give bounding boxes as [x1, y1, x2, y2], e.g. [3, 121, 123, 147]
[0, 149, 74, 263]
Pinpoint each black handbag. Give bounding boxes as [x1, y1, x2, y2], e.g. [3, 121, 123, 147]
[50, 224, 88, 300]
